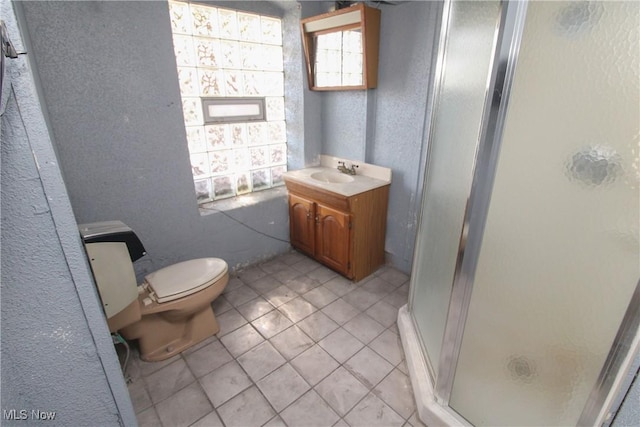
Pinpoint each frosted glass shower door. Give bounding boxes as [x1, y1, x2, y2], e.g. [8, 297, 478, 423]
[410, 0, 500, 373]
[449, 1, 639, 425]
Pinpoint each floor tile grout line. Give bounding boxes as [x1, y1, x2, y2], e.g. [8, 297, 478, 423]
[216, 275, 360, 425]
[342, 388, 406, 425]
[289, 324, 391, 422]
[367, 361, 415, 421]
[140, 356, 198, 408]
[211, 312, 406, 421]
[194, 359, 251, 409]
[141, 347, 405, 425]
[340, 345, 412, 419]
[216, 322, 324, 427]
[135, 326, 401, 420]
[189, 379, 228, 426]
[193, 339, 281, 425]
[221, 281, 351, 341]
[131, 250, 410, 427]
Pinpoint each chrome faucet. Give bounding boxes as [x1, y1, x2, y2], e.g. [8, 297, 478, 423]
[337, 161, 359, 175]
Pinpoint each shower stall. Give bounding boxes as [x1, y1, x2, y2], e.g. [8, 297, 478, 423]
[399, 0, 640, 425]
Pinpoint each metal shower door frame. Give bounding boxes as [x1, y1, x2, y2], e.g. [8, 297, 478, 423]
[427, 1, 640, 425]
[433, 0, 529, 409]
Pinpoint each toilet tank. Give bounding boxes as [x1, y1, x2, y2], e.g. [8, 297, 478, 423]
[79, 220, 146, 261]
[78, 221, 145, 321]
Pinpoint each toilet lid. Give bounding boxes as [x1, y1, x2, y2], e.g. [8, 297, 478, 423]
[144, 258, 228, 303]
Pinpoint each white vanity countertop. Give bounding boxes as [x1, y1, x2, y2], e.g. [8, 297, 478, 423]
[283, 155, 392, 197]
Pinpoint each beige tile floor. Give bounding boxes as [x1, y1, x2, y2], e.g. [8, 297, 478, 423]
[124, 251, 426, 427]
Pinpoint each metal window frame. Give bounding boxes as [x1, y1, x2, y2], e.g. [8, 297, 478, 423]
[201, 97, 266, 124]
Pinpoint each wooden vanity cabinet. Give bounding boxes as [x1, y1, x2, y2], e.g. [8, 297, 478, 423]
[286, 180, 389, 282]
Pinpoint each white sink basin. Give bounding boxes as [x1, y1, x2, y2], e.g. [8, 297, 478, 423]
[283, 158, 391, 197]
[310, 171, 355, 184]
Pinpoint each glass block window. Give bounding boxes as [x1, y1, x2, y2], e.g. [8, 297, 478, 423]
[168, 1, 287, 203]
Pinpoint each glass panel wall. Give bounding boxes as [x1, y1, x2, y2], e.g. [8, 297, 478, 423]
[449, 2, 640, 424]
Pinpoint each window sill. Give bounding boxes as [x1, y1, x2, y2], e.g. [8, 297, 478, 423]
[198, 186, 288, 216]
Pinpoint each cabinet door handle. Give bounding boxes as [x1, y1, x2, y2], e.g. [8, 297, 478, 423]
[315, 216, 320, 223]
[306, 212, 312, 220]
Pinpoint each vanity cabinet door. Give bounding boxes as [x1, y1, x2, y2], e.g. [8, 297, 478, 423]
[289, 194, 316, 257]
[285, 180, 389, 281]
[315, 203, 351, 277]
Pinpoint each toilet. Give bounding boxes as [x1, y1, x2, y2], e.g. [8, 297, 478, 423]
[79, 220, 228, 362]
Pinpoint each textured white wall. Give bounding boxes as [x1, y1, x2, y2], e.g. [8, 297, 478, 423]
[320, 1, 440, 272]
[0, 0, 135, 424]
[21, 0, 438, 276]
[19, 1, 309, 278]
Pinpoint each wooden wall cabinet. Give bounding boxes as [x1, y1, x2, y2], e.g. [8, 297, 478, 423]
[300, 3, 381, 90]
[286, 180, 389, 282]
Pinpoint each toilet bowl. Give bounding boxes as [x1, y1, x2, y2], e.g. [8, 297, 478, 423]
[119, 258, 228, 361]
[79, 221, 229, 362]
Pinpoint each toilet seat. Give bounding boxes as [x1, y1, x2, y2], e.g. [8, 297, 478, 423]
[144, 258, 228, 303]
